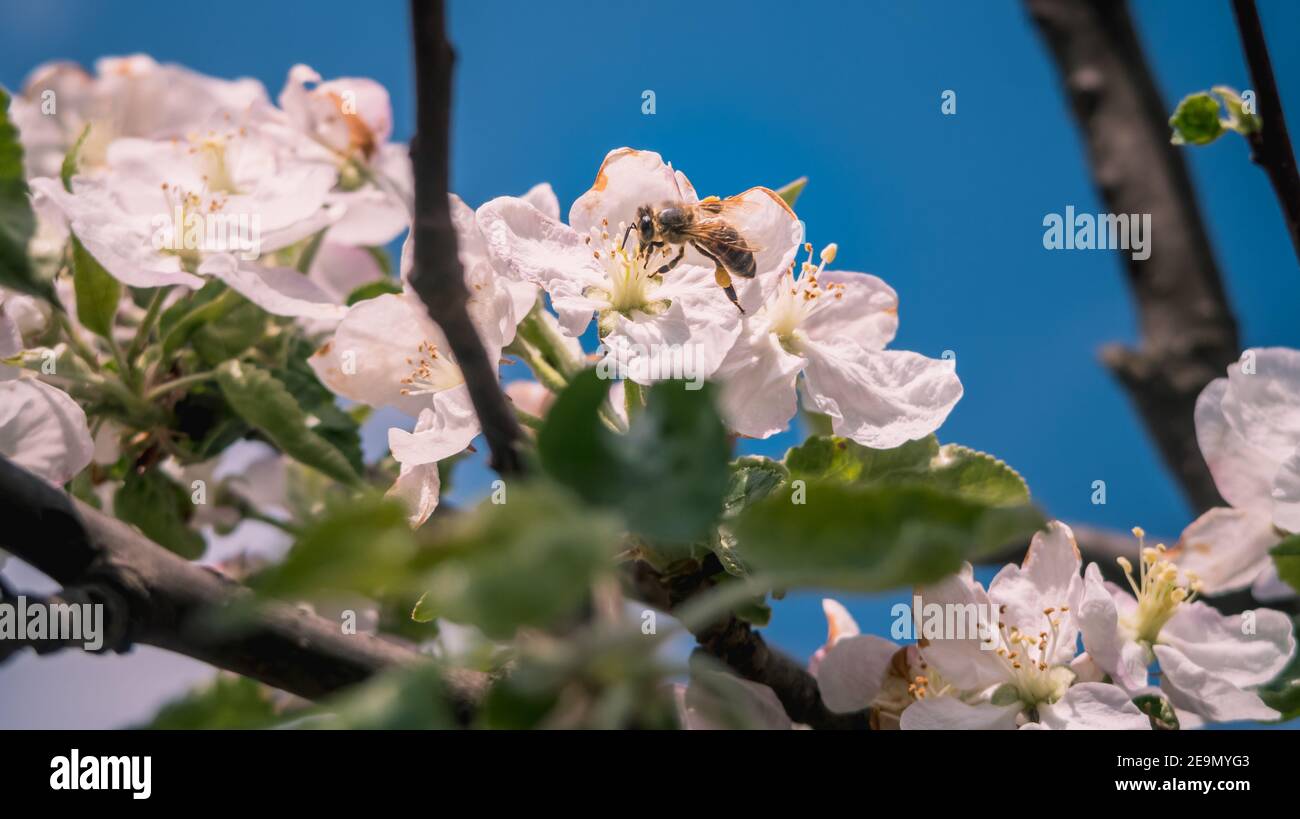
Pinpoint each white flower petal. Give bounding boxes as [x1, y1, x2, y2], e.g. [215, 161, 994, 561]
[1154, 644, 1279, 723]
[900, 697, 1021, 730]
[1174, 506, 1278, 595]
[1160, 602, 1294, 688]
[1077, 563, 1150, 690]
[714, 323, 805, 440]
[387, 457, 441, 528]
[988, 521, 1082, 666]
[307, 241, 386, 303]
[1220, 347, 1300, 455]
[915, 564, 1006, 691]
[387, 386, 480, 466]
[522, 182, 560, 221]
[569, 148, 692, 236]
[1195, 378, 1282, 511]
[800, 341, 963, 449]
[813, 634, 899, 714]
[198, 255, 347, 322]
[1031, 682, 1151, 730]
[599, 295, 739, 384]
[1272, 448, 1300, 533]
[800, 270, 899, 351]
[328, 186, 409, 246]
[0, 378, 93, 485]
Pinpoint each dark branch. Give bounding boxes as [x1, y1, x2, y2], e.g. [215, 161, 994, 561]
[1231, 0, 1300, 267]
[0, 456, 488, 722]
[406, 0, 525, 476]
[1025, 0, 1240, 514]
[625, 558, 870, 730]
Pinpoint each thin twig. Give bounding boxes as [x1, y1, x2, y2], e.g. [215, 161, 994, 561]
[1231, 0, 1300, 266]
[406, 0, 525, 476]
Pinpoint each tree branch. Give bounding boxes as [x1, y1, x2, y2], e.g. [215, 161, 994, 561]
[1231, 0, 1300, 267]
[1025, 0, 1240, 515]
[625, 557, 870, 730]
[0, 456, 488, 723]
[406, 0, 525, 476]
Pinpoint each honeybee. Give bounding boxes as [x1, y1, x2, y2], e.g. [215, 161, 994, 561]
[623, 197, 759, 313]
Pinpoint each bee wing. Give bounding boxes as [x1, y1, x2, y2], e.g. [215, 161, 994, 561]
[687, 199, 766, 252]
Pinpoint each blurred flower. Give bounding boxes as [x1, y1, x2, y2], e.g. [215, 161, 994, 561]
[1176, 347, 1300, 599]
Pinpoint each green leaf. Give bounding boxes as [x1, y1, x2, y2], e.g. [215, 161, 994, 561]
[270, 335, 364, 475]
[1170, 92, 1225, 146]
[305, 664, 454, 729]
[345, 277, 403, 305]
[785, 435, 1029, 506]
[115, 468, 206, 559]
[216, 359, 362, 486]
[139, 676, 278, 729]
[723, 457, 788, 517]
[160, 283, 242, 359]
[70, 234, 121, 338]
[1212, 85, 1262, 135]
[775, 176, 807, 208]
[1132, 694, 1180, 730]
[734, 481, 1046, 591]
[60, 123, 91, 192]
[1270, 534, 1300, 595]
[191, 295, 266, 365]
[538, 369, 730, 541]
[1257, 617, 1300, 721]
[0, 88, 53, 302]
[254, 494, 417, 600]
[786, 434, 937, 484]
[412, 482, 622, 640]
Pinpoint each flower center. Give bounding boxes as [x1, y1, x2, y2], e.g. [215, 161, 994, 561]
[188, 131, 241, 195]
[987, 603, 1074, 707]
[1117, 527, 1201, 647]
[398, 340, 463, 397]
[764, 242, 843, 348]
[583, 219, 668, 319]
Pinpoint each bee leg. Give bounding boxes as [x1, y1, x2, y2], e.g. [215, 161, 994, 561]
[692, 241, 745, 314]
[642, 241, 664, 269]
[620, 224, 634, 251]
[656, 244, 685, 275]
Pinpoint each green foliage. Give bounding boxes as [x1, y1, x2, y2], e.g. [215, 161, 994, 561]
[538, 369, 730, 542]
[159, 282, 243, 359]
[191, 296, 266, 365]
[412, 482, 622, 640]
[60, 124, 91, 192]
[785, 435, 1030, 506]
[1133, 694, 1180, 730]
[1170, 87, 1260, 147]
[115, 468, 206, 559]
[303, 664, 454, 729]
[216, 359, 362, 486]
[69, 235, 121, 339]
[268, 336, 364, 475]
[1170, 92, 1224, 145]
[254, 494, 416, 599]
[345, 277, 403, 305]
[775, 176, 807, 208]
[1270, 534, 1300, 595]
[723, 456, 789, 518]
[1257, 617, 1300, 721]
[734, 480, 1045, 591]
[0, 88, 52, 302]
[139, 675, 278, 729]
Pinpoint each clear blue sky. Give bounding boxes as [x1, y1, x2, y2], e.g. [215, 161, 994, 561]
[2, 0, 1297, 727]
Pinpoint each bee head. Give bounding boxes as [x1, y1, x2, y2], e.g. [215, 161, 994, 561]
[635, 204, 656, 245]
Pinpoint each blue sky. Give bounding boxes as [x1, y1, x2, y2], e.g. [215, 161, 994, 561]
[2, 0, 1298, 727]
